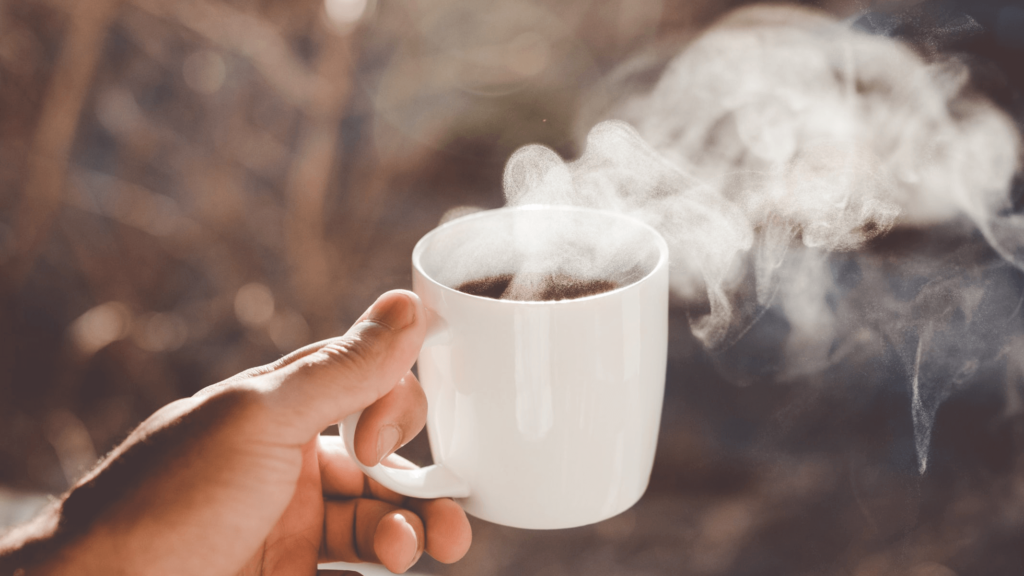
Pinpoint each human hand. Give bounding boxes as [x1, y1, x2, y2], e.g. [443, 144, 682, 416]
[0, 290, 471, 576]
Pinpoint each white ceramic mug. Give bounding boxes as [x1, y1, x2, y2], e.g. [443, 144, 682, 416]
[342, 205, 669, 529]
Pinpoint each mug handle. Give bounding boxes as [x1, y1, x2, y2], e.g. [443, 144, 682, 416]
[339, 305, 470, 499]
[340, 411, 470, 499]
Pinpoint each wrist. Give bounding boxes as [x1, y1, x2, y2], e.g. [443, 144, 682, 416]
[0, 499, 105, 575]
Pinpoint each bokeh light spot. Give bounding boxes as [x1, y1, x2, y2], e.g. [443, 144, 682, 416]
[69, 302, 131, 355]
[133, 312, 189, 352]
[507, 32, 550, 77]
[234, 283, 275, 328]
[95, 88, 141, 135]
[267, 310, 311, 352]
[183, 50, 226, 94]
[324, 0, 368, 31]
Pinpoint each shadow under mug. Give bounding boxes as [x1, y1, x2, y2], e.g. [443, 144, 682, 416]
[342, 205, 669, 529]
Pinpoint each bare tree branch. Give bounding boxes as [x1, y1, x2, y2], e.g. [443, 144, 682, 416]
[283, 29, 355, 335]
[128, 0, 324, 108]
[6, 0, 123, 291]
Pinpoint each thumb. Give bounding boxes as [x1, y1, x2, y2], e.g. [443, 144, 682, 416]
[260, 290, 426, 441]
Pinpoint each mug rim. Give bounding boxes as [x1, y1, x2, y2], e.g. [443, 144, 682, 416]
[412, 204, 670, 305]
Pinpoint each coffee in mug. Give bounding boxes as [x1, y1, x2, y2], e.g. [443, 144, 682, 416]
[456, 274, 618, 301]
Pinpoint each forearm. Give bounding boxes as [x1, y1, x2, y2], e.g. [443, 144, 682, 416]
[0, 488, 131, 576]
[0, 421, 156, 574]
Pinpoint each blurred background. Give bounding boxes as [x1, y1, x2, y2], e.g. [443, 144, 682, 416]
[1, 0, 1023, 574]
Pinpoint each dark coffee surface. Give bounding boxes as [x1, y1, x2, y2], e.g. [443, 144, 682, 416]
[456, 274, 514, 299]
[456, 274, 618, 301]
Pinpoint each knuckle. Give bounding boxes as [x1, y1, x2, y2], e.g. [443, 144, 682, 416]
[406, 376, 428, 405]
[314, 326, 387, 374]
[197, 383, 268, 424]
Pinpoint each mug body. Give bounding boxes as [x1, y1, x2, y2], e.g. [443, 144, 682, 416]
[412, 206, 668, 529]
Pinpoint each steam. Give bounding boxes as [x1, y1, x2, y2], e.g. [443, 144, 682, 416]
[501, 5, 1022, 472]
[505, 121, 753, 335]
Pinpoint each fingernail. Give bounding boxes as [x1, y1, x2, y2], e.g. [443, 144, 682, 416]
[366, 292, 415, 330]
[376, 512, 420, 574]
[394, 514, 420, 572]
[376, 424, 402, 465]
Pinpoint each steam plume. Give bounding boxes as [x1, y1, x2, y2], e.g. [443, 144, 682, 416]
[502, 5, 1023, 472]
